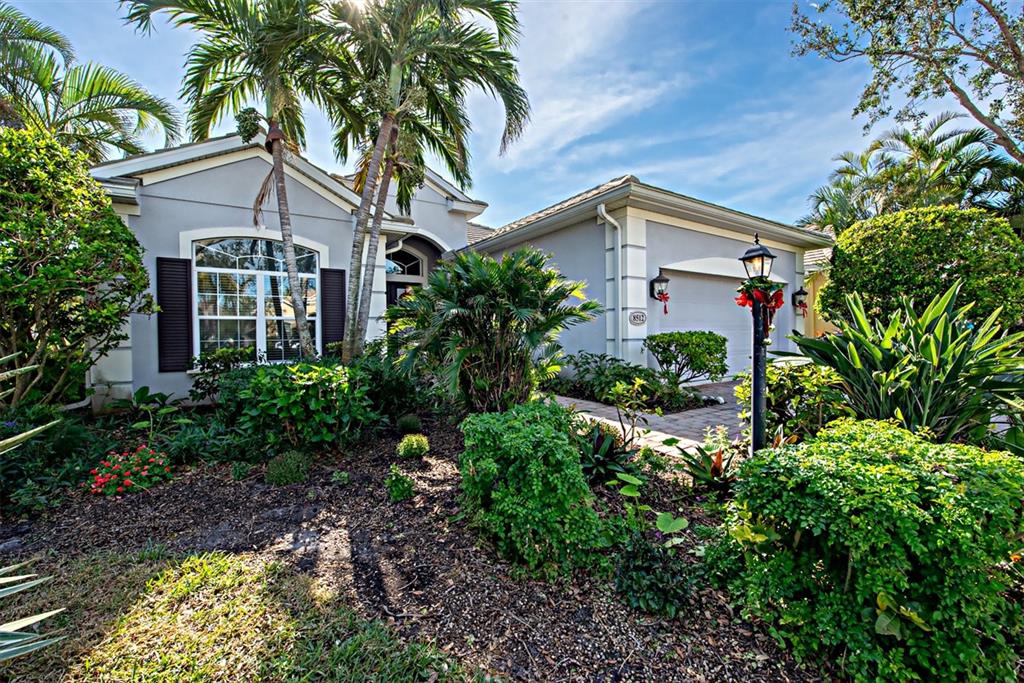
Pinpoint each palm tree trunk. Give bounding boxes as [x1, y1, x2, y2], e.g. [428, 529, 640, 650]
[353, 131, 398, 357]
[268, 121, 316, 359]
[343, 113, 395, 361]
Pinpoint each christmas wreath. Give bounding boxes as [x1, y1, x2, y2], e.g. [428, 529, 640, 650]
[736, 278, 784, 335]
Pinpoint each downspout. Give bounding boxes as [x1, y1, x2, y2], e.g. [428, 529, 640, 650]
[596, 203, 623, 359]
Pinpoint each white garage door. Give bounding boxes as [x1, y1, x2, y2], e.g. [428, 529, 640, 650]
[648, 272, 755, 377]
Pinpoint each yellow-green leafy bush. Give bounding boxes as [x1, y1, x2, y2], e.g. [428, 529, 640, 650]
[725, 419, 1024, 682]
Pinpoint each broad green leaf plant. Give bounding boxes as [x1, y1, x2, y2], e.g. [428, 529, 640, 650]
[788, 282, 1024, 443]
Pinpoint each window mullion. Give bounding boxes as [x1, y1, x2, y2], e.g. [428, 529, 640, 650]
[256, 272, 267, 355]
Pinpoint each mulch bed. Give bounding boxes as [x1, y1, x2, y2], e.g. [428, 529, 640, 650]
[0, 418, 825, 682]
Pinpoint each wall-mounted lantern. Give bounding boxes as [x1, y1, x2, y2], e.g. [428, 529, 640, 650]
[792, 286, 809, 315]
[650, 270, 670, 314]
[738, 233, 777, 280]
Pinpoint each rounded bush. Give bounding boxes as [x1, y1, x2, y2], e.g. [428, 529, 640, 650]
[643, 331, 728, 383]
[725, 419, 1024, 681]
[819, 206, 1024, 326]
[264, 450, 309, 486]
[396, 434, 429, 459]
[396, 414, 422, 434]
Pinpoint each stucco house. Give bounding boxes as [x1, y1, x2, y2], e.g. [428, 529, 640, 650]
[471, 175, 832, 375]
[88, 136, 831, 405]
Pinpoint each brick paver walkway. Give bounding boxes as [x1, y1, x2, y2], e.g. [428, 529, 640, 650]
[556, 381, 741, 453]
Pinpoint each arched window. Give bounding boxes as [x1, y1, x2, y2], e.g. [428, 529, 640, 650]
[385, 249, 422, 276]
[193, 237, 318, 361]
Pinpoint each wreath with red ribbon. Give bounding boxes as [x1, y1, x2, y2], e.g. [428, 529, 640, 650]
[655, 290, 670, 314]
[736, 279, 785, 335]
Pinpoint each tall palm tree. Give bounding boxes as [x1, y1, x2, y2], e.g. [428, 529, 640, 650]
[326, 0, 530, 360]
[122, 0, 339, 359]
[0, 2, 176, 161]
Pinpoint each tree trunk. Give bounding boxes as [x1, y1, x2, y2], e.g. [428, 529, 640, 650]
[269, 122, 316, 359]
[353, 130, 398, 358]
[343, 113, 396, 361]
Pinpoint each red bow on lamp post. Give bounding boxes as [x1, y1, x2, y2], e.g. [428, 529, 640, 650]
[736, 280, 784, 336]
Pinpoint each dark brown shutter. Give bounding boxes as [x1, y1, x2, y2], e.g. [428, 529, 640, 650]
[156, 257, 193, 372]
[320, 267, 346, 349]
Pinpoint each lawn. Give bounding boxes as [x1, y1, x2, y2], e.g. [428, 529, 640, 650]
[0, 419, 816, 682]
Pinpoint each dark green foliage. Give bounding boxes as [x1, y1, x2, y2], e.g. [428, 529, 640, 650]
[0, 128, 154, 405]
[726, 419, 1024, 682]
[669, 442, 737, 492]
[735, 360, 853, 442]
[395, 414, 422, 434]
[643, 331, 728, 383]
[614, 531, 692, 618]
[264, 450, 310, 486]
[578, 421, 638, 484]
[230, 461, 252, 481]
[229, 363, 382, 450]
[396, 433, 428, 459]
[188, 347, 261, 404]
[0, 405, 110, 515]
[460, 401, 606, 576]
[163, 419, 259, 465]
[387, 248, 600, 413]
[346, 340, 436, 421]
[791, 283, 1024, 443]
[384, 464, 414, 502]
[819, 207, 1024, 326]
[550, 352, 703, 412]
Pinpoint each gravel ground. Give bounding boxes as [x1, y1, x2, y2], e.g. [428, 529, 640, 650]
[1, 419, 828, 682]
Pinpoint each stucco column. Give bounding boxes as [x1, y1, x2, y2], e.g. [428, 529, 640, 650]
[366, 238, 389, 341]
[620, 209, 649, 366]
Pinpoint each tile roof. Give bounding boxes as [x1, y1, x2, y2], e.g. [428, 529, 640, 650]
[466, 221, 494, 244]
[493, 175, 638, 236]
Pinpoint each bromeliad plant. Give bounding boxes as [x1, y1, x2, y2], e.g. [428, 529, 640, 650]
[788, 282, 1024, 443]
[387, 248, 600, 413]
[87, 445, 173, 496]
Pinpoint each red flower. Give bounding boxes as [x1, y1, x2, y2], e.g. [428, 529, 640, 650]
[124, 480, 133, 487]
[164, 466, 171, 473]
[116, 486, 124, 493]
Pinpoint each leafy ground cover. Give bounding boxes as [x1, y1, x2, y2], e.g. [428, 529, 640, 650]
[0, 418, 819, 682]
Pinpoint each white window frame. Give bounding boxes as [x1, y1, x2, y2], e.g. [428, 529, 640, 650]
[180, 228, 330, 360]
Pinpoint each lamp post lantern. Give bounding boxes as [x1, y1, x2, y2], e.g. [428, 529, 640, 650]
[738, 234, 776, 455]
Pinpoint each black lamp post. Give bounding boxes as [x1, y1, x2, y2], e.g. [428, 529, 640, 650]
[739, 233, 776, 455]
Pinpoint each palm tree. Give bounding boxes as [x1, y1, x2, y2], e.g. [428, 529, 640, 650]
[122, 0, 338, 359]
[0, 3, 176, 161]
[7, 55, 180, 162]
[0, 1, 73, 115]
[326, 0, 530, 360]
[802, 112, 1014, 233]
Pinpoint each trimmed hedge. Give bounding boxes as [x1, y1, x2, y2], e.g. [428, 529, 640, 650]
[643, 331, 727, 383]
[725, 419, 1024, 682]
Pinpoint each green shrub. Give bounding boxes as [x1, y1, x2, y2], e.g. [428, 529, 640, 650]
[396, 434, 429, 459]
[790, 283, 1024, 443]
[330, 470, 350, 486]
[384, 464, 414, 502]
[0, 128, 154, 406]
[395, 414, 422, 434]
[231, 461, 252, 481]
[735, 359, 853, 441]
[387, 248, 600, 413]
[188, 347, 262, 403]
[643, 331, 728, 383]
[819, 206, 1024, 326]
[347, 340, 437, 421]
[264, 450, 310, 486]
[163, 420, 260, 466]
[726, 419, 1024, 682]
[614, 531, 692, 618]
[230, 363, 381, 450]
[551, 351, 703, 412]
[460, 401, 606, 576]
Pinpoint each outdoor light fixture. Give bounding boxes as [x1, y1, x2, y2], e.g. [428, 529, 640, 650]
[649, 270, 669, 300]
[792, 286, 809, 311]
[738, 233, 777, 280]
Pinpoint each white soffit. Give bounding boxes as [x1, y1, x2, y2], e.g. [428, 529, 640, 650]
[661, 257, 788, 284]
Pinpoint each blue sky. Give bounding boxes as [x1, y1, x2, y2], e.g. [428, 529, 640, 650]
[14, 0, 887, 227]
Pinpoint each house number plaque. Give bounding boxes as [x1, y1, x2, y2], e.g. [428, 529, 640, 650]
[629, 311, 647, 326]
